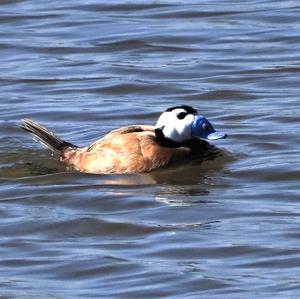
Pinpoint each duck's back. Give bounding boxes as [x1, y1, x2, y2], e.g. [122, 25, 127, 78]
[63, 125, 192, 174]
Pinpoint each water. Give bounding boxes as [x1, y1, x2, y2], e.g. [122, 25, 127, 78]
[1, 0, 300, 298]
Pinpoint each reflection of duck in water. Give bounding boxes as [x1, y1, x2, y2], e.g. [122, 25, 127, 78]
[21, 105, 227, 174]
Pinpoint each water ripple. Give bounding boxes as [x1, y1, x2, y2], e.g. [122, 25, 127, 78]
[1, 0, 300, 298]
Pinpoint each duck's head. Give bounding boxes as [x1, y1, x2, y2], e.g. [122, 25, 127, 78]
[155, 105, 227, 145]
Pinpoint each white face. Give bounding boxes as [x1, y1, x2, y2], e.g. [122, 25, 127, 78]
[155, 108, 196, 143]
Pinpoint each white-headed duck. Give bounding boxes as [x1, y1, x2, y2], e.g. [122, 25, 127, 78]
[21, 105, 227, 174]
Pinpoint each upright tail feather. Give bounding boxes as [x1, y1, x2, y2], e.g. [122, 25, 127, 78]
[21, 119, 77, 154]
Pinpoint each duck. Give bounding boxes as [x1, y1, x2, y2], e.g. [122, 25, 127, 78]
[21, 105, 227, 174]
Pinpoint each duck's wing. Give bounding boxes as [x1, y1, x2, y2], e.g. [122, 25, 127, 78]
[64, 126, 191, 174]
[86, 125, 155, 152]
[104, 125, 155, 138]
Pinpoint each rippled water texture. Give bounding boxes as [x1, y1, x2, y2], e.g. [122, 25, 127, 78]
[1, 1, 300, 298]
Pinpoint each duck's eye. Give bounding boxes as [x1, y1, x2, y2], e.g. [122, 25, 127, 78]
[177, 112, 187, 120]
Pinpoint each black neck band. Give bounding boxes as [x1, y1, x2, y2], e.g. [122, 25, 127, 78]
[154, 127, 183, 148]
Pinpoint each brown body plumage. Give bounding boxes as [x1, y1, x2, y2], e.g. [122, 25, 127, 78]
[21, 120, 206, 174]
[62, 125, 195, 174]
[21, 106, 226, 174]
